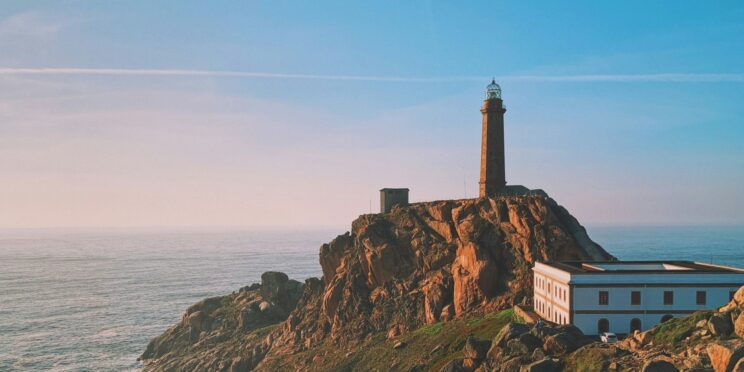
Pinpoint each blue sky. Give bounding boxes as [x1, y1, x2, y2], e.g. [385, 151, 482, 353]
[0, 1, 743, 228]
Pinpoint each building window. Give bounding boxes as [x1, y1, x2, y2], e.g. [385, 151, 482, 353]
[631, 291, 641, 305]
[664, 291, 674, 305]
[731, 291, 736, 301]
[598, 318, 609, 333]
[661, 314, 674, 323]
[696, 291, 707, 305]
[630, 318, 641, 333]
[599, 291, 609, 305]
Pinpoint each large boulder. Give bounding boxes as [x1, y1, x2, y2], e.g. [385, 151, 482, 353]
[735, 313, 744, 339]
[543, 332, 579, 355]
[259, 271, 302, 312]
[641, 359, 679, 372]
[721, 287, 744, 313]
[506, 338, 531, 356]
[706, 341, 744, 372]
[709, 313, 734, 337]
[493, 323, 531, 347]
[518, 332, 543, 351]
[463, 336, 492, 361]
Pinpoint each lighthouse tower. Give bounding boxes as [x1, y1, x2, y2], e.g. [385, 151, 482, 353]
[479, 80, 507, 197]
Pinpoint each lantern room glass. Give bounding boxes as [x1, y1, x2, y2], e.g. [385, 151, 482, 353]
[485, 79, 501, 100]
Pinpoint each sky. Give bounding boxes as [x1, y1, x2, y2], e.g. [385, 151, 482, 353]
[1, 1, 743, 229]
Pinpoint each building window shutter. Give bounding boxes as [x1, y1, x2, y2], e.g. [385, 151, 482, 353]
[599, 291, 609, 305]
[664, 291, 674, 305]
[631, 291, 641, 305]
[696, 291, 706, 305]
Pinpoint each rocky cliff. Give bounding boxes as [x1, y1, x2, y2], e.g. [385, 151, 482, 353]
[296, 195, 611, 346]
[141, 194, 614, 371]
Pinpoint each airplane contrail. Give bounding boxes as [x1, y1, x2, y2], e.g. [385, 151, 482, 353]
[502, 73, 744, 82]
[0, 67, 742, 83]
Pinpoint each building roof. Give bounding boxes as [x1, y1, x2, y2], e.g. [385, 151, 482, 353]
[379, 188, 410, 192]
[537, 260, 744, 275]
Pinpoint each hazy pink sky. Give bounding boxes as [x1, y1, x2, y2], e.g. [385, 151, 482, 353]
[1, 2, 743, 229]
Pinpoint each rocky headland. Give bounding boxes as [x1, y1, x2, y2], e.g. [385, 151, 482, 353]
[140, 194, 744, 371]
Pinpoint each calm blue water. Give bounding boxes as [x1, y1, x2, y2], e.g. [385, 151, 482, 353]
[0, 226, 742, 371]
[589, 225, 744, 268]
[0, 228, 332, 371]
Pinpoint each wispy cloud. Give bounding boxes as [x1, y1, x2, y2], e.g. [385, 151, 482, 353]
[0, 11, 68, 40]
[0, 67, 743, 83]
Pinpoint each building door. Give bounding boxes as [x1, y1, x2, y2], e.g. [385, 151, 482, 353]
[630, 318, 641, 333]
[598, 318, 609, 334]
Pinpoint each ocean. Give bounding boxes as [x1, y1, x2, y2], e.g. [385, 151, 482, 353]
[1, 226, 742, 371]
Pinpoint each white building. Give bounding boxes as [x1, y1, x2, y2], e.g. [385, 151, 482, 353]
[532, 261, 744, 336]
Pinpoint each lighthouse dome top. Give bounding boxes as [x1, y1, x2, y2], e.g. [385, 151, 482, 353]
[485, 79, 501, 100]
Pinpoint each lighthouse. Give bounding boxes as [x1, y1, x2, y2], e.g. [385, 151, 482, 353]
[479, 80, 507, 197]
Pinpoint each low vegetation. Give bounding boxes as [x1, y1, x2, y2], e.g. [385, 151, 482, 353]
[263, 308, 524, 371]
[651, 311, 712, 349]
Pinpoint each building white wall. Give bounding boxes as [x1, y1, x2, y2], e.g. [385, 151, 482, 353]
[572, 286, 736, 311]
[533, 262, 744, 336]
[574, 313, 672, 335]
[572, 285, 739, 335]
[533, 264, 571, 325]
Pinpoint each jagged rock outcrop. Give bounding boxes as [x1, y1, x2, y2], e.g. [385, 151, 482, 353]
[309, 195, 611, 346]
[142, 194, 613, 370]
[140, 272, 303, 371]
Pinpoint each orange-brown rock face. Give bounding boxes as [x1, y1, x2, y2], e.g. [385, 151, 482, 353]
[142, 194, 615, 371]
[305, 195, 613, 346]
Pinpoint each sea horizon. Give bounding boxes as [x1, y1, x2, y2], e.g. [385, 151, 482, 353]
[1, 224, 743, 370]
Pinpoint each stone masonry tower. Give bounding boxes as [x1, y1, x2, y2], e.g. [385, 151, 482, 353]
[479, 80, 507, 197]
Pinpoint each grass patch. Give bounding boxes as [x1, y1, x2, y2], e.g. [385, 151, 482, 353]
[570, 347, 607, 372]
[466, 317, 483, 326]
[260, 308, 525, 372]
[652, 311, 711, 348]
[415, 322, 444, 335]
[470, 308, 523, 339]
